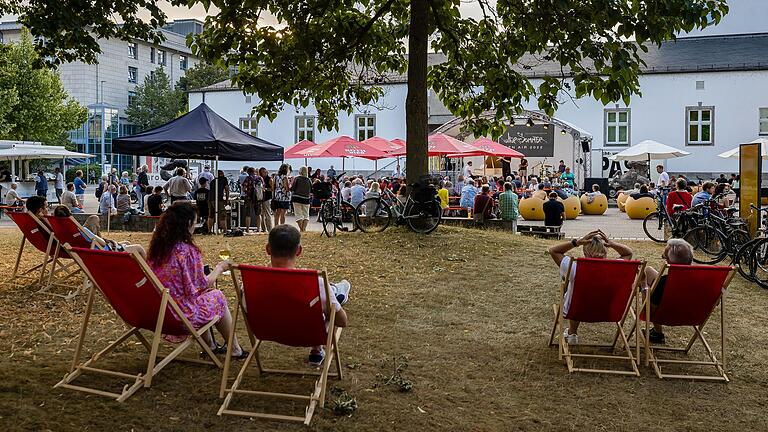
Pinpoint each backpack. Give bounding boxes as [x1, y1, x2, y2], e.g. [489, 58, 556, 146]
[242, 176, 264, 201]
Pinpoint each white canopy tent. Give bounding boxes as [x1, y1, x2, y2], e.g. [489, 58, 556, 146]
[608, 140, 690, 161]
[0, 140, 93, 181]
[717, 137, 768, 160]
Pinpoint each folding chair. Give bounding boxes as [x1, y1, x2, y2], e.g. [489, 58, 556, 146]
[219, 265, 343, 425]
[55, 245, 222, 402]
[640, 263, 735, 382]
[548, 257, 645, 376]
[5, 212, 80, 294]
[45, 215, 105, 297]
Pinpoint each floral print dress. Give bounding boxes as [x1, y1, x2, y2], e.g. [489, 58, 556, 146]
[150, 242, 227, 341]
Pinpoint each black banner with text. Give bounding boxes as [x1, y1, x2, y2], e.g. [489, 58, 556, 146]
[497, 124, 555, 157]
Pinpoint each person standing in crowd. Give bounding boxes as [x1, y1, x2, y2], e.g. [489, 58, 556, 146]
[519, 158, 528, 179]
[136, 165, 150, 213]
[327, 165, 337, 179]
[656, 165, 669, 188]
[716, 174, 729, 184]
[195, 177, 210, 229]
[438, 181, 450, 210]
[558, 160, 566, 174]
[310, 168, 322, 180]
[164, 167, 193, 203]
[73, 170, 87, 205]
[238, 166, 249, 190]
[242, 167, 264, 233]
[272, 163, 292, 227]
[147, 186, 165, 217]
[258, 167, 273, 232]
[54, 167, 64, 203]
[459, 178, 477, 210]
[462, 161, 474, 179]
[99, 184, 117, 215]
[35, 170, 48, 198]
[732, 174, 740, 202]
[197, 165, 214, 187]
[498, 182, 519, 230]
[61, 183, 82, 213]
[290, 167, 311, 232]
[209, 170, 230, 231]
[543, 192, 565, 227]
[559, 167, 575, 188]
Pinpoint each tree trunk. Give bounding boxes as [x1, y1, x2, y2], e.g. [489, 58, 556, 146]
[405, 0, 429, 190]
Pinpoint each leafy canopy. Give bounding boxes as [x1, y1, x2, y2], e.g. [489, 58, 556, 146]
[125, 68, 186, 132]
[0, 28, 87, 143]
[187, 0, 728, 138]
[175, 61, 231, 105]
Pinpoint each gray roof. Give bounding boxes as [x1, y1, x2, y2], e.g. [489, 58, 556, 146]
[191, 32, 768, 92]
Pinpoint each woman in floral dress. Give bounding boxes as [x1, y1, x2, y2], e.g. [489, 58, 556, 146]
[148, 202, 245, 356]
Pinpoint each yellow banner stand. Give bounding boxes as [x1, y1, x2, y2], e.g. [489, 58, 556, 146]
[739, 143, 762, 236]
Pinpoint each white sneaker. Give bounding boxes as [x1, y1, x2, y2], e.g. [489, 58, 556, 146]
[562, 328, 579, 345]
[333, 280, 351, 305]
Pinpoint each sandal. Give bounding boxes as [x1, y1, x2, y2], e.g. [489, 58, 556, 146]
[213, 344, 250, 359]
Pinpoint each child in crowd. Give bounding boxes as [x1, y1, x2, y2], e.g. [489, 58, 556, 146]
[266, 224, 350, 367]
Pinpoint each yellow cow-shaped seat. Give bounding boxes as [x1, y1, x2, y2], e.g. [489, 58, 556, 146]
[580, 193, 608, 215]
[519, 197, 545, 221]
[617, 192, 629, 212]
[625, 196, 657, 219]
[563, 196, 581, 220]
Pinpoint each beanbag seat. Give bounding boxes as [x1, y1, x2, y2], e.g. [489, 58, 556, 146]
[617, 192, 629, 212]
[564, 196, 581, 220]
[519, 197, 545, 221]
[625, 197, 657, 219]
[580, 194, 608, 215]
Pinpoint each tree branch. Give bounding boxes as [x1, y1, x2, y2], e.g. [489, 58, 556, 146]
[347, 0, 397, 51]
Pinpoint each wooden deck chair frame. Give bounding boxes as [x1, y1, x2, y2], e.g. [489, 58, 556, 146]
[55, 245, 223, 402]
[43, 215, 107, 299]
[5, 212, 80, 295]
[548, 257, 646, 376]
[218, 266, 343, 425]
[640, 263, 735, 382]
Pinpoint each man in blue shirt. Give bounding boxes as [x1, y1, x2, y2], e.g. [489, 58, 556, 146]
[350, 178, 367, 207]
[691, 182, 715, 207]
[35, 170, 48, 198]
[73, 170, 87, 204]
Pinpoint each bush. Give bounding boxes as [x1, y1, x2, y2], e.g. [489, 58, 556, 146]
[66, 165, 101, 184]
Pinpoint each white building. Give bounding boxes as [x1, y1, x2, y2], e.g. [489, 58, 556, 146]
[190, 0, 768, 184]
[0, 20, 202, 174]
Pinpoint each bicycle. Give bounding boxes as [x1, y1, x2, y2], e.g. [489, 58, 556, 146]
[318, 174, 358, 237]
[733, 204, 768, 287]
[682, 198, 748, 265]
[354, 180, 442, 234]
[643, 191, 700, 243]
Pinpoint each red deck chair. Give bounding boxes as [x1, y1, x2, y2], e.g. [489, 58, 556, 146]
[55, 245, 222, 402]
[548, 257, 645, 376]
[640, 263, 735, 381]
[44, 215, 105, 297]
[5, 211, 80, 293]
[218, 265, 343, 425]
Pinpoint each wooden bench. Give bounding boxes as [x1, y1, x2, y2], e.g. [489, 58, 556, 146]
[516, 224, 564, 239]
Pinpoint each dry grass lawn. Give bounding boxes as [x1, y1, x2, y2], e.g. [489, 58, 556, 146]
[0, 225, 767, 431]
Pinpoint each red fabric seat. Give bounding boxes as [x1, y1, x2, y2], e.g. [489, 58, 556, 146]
[641, 264, 731, 326]
[46, 216, 93, 250]
[70, 247, 188, 336]
[238, 264, 328, 347]
[8, 211, 57, 255]
[565, 258, 643, 323]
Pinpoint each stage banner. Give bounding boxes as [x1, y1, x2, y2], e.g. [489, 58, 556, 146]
[498, 124, 555, 157]
[740, 142, 761, 236]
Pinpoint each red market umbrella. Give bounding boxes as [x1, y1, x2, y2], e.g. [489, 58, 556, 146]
[390, 133, 477, 157]
[284, 139, 317, 159]
[391, 138, 406, 149]
[445, 137, 525, 158]
[299, 135, 389, 171]
[362, 136, 402, 153]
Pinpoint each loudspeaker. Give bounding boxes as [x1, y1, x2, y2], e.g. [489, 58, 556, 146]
[584, 177, 609, 193]
[581, 140, 590, 153]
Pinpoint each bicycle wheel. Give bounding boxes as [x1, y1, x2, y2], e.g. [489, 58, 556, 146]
[339, 201, 358, 232]
[320, 201, 336, 237]
[642, 212, 667, 243]
[725, 229, 750, 258]
[355, 198, 392, 233]
[405, 199, 442, 234]
[735, 239, 759, 282]
[751, 237, 768, 289]
[683, 225, 727, 264]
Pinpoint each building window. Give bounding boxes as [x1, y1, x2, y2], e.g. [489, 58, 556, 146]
[760, 108, 768, 136]
[686, 106, 714, 146]
[150, 47, 155, 64]
[295, 116, 315, 142]
[355, 115, 376, 141]
[239, 117, 258, 136]
[157, 50, 166, 66]
[604, 109, 630, 146]
[128, 42, 138, 60]
[128, 91, 137, 107]
[179, 55, 188, 70]
[128, 66, 138, 84]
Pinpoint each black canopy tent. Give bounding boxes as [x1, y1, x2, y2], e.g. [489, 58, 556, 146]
[113, 103, 283, 161]
[113, 103, 284, 232]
